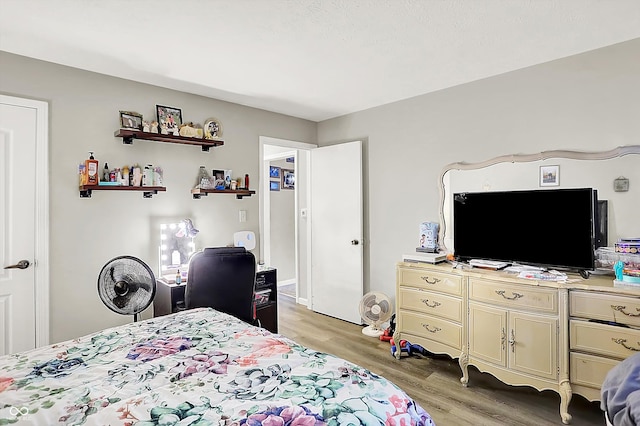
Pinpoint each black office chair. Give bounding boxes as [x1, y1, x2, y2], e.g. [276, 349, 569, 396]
[185, 247, 257, 324]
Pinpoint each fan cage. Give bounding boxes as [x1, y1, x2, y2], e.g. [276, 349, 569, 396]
[97, 255, 156, 318]
[359, 291, 393, 334]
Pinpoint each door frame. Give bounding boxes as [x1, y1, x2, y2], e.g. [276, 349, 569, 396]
[0, 95, 50, 347]
[259, 136, 316, 306]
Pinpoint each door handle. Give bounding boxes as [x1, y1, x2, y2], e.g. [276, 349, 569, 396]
[351, 239, 359, 245]
[4, 260, 30, 270]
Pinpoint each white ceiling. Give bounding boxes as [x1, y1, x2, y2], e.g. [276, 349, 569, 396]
[1, 0, 639, 122]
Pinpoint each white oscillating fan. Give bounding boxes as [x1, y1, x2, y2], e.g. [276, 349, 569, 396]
[359, 291, 393, 337]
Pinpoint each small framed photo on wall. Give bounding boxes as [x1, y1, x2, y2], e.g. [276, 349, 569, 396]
[282, 169, 295, 190]
[270, 166, 281, 179]
[270, 181, 280, 191]
[540, 165, 560, 187]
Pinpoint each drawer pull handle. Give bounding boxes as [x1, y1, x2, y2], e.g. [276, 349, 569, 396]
[421, 299, 441, 308]
[611, 305, 640, 317]
[495, 290, 523, 301]
[421, 323, 441, 333]
[501, 328, 506, 350]
[509, 329, 516, 353]
[420, 276, 441, 285]
[612, 338, 640, 352]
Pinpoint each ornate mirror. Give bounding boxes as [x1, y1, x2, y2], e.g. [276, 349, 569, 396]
[438, 145, 640, 253]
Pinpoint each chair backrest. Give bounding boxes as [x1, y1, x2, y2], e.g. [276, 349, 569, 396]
[185, 247, 256, 324]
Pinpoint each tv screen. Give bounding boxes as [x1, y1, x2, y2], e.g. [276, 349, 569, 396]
[453, 188, 597, 271]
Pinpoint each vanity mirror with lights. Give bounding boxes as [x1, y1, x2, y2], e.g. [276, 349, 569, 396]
[159, 221, 197, 280]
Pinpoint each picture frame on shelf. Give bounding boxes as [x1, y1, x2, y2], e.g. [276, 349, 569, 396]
[270, 166, 281, 179]
[270, 181, 280, 191]
[540, 165, 559, 187]
[282, 169, 295, 190]
[119, 111, 143, 130]
[212, 169, 225, 189]
[204, 117, 223, 140]
[156, 105, 182, 132]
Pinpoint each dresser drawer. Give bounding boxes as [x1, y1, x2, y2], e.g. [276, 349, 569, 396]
[398, 287, 462, 323]
[570, 319, 640, 359]
[398, 267, 463, 296]
[398, 310, 462, 350]
[469, 278, 557, 313]
[571, 290, 640, 328]
[570, 352, 619, 390]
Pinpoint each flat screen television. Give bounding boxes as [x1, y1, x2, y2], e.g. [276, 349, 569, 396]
[453, 188, 597, 272]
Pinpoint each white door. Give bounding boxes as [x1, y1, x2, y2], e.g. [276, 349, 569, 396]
[0, 96, 48, 355]
[310, 141, 363, 324]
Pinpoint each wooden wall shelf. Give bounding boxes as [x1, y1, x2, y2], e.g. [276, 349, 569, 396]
[79, 185, 166, 198]
[191, 188, 256, 199]
[114, 129, 224, 152]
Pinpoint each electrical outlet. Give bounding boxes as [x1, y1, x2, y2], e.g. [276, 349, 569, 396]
[239, 210, 247, 222]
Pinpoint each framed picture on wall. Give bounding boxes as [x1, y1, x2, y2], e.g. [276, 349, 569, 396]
[270, 166, 281, 179]
[282, 169, 295, 189]
[540, 165, 559, 186]
[270, 181, 280, 191]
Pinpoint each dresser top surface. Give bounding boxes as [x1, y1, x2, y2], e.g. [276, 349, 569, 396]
[397, 261, 640, 297]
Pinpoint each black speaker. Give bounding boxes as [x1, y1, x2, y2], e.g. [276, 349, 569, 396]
[596, 200, 608, 248]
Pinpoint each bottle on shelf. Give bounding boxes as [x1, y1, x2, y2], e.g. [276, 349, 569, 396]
[244, 174, 250, 190]
[103, 162, 110, 182]
[85, 151, 99, 185]
[175, 269, 182, 284]
[121, 165, 129, 186]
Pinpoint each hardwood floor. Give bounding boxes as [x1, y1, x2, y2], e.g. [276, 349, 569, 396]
[277, 295, 605, 426]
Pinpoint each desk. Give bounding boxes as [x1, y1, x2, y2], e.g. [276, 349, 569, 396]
[153, 268, 278, 333]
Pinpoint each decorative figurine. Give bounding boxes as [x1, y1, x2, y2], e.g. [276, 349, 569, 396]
[160, 123, 168, 135]
[150, 121, 159, 133]
[142, 121, 150, 132]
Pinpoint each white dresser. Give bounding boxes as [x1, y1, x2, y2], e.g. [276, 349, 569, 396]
[395, 261, 640, 424]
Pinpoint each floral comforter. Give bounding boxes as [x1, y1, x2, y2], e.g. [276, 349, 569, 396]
[0, 308, 434, 426]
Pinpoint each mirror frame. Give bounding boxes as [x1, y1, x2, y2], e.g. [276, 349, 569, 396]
[438, 145, 640, 253]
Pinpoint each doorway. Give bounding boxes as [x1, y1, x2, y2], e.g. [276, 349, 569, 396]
[0, 95, 50, 354]
[259, 137, 315, 306]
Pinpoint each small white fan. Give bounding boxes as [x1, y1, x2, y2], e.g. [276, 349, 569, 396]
[359, 291, 393, 337]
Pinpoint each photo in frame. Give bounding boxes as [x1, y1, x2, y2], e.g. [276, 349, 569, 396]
[119, 111, 143, 130]
[282, 169, 295, 190]
[203, 117, 223, 140]
[540, 165, 560, 187]
[156, 105, 182, 131]
[270, 181, 280, 191]
[270, 166, 281, 179]
[212, 169, 225, 189]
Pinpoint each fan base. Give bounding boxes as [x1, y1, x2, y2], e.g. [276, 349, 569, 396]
[362, 325, 385, 337]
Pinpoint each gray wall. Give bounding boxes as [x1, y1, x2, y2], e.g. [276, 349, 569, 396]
[0, 52, 316, 343]
[317, 38, 640, 301]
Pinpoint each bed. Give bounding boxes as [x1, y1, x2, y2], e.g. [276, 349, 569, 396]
[601, 352, 640, 426]
[0, 308, 435, 425]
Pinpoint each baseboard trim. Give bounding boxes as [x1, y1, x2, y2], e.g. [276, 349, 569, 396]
[277, 279, 295, 287]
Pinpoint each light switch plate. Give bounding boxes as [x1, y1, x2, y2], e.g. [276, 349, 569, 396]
[239, 210, 247, 222]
